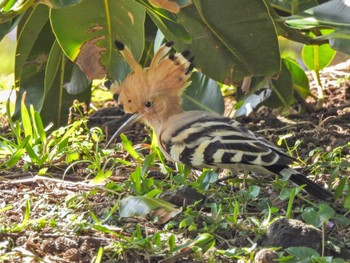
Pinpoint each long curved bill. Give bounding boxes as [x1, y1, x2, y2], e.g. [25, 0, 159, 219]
[105, 113, 142, 149]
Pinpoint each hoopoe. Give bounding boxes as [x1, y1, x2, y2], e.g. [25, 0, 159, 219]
[108, 40, 332, 201]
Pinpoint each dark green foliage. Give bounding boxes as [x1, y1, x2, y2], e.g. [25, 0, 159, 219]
[1, 0, 350, 125]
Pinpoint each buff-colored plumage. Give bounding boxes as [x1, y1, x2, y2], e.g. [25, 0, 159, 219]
[109, 40, 332, 201]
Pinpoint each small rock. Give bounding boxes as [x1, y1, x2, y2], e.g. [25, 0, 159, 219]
[263, 218, 322, 252]
[254, 249, 278, 263]
[160, 186, 205, 208]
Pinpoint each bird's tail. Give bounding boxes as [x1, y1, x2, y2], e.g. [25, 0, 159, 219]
[268, 166, 332, 201]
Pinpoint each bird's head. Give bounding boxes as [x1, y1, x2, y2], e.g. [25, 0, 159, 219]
[106, 40, 194, 147]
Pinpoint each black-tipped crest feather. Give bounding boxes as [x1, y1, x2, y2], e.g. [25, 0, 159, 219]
[165, 41, 174, 47]
[114, 40, 125, 50]
[181, 50, 191, 58]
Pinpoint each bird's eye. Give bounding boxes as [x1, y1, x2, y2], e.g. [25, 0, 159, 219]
[145, 101, 153, 108]
[104, 79, 112, 89]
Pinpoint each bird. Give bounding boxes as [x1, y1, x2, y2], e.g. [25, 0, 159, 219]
[107, 40, 332, 201]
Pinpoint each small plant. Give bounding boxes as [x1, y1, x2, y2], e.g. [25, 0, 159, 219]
[280, 246, 346, 263]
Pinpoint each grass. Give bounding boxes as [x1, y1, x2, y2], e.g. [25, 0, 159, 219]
[0, 93, 349, 262]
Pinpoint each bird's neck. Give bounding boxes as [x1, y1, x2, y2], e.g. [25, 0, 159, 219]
[145, 98, 183, 133]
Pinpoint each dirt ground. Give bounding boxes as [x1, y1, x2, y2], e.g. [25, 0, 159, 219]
[238, 60, 350, 157]
[0, 60, 349, 262]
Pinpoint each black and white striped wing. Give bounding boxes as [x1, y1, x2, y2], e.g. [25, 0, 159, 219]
[160, 112, 293, 170]
[159, 111, 332, 200]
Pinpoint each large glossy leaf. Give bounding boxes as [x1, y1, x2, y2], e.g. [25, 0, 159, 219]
[0, 0, 32, 23]
[302, 43, 336, 71]
[0, 14, 22, 41]
[138, 0, 192, 43]
[283, 57, 311, 98]
[269, 0, 318, 14]
[264, 60, 294, 108]
[50, 0, 145, 81]
[43, 0, 82, 9]
[182, 71, 224, 114]
[329, 34, 350, 55]
[0, 20, 12, 41]
[286, 0, 350, 54]
[41, 44, 91, 126]
[159, 0, 281, 84]
[14, 5, 90, 126]
[13, 5, 52, 120]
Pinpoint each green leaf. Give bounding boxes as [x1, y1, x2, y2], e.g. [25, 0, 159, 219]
[33, 111, 47, 145]
[344, 192, 350, 210]
[41, 41, 91, 127]
[287, 0, 350, 29]
[174, 233, 215, 254]
[12, 6, 84, 128]
[5, 136, 30, 168]
[302, 207, 321, 227]
[0, 0, 33, 23]
[129, 165, 142, 195]
[286, 188, 297, 219]
[318, 204, 335, 223]
[94, 247, 104, 263]
[302, 43, 336, 71]
[285, 246, 320, 259]
[141, 153, 155, 175]
[269, 0, 318, 14]
[25, 142, 40, 164]
[248, 185, 260, 199]
[50, 0, 145, 80]
[264, 60, 294, 108]
[12, 199, 30, 232]
[331, 259, 347, 263]
[120, 133, 140, 160]
[20, 93, 33, 139]
[0, 17, 19, 41]
[191, 233, 215, 253]
[198, 170, 218, 191]
[44, 40, 62, 97]
[43, 0, 82, 9]
[138, 0, 192, 42]
[92, 170, 113, 184]
[286, 0, 350, 54]
[13, 5, 51, 119]
[164, 0, 280, 83]
[333, 177, 347, 200]
[168, 234, 176, 252]
[0, 21, 12, 41]
[231, 201, 239, 224]
[302, 204, 335, 227]
[283, 57, 311, 99]
[329, 34, 350, 55]
[182, 71, 224, 114]
[66, 152, 80, 162]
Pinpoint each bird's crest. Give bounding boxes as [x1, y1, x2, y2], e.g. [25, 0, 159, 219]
[111, 40, 194, 111]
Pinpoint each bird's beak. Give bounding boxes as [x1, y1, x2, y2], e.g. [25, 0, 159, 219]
[105, 113, 142, 148]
